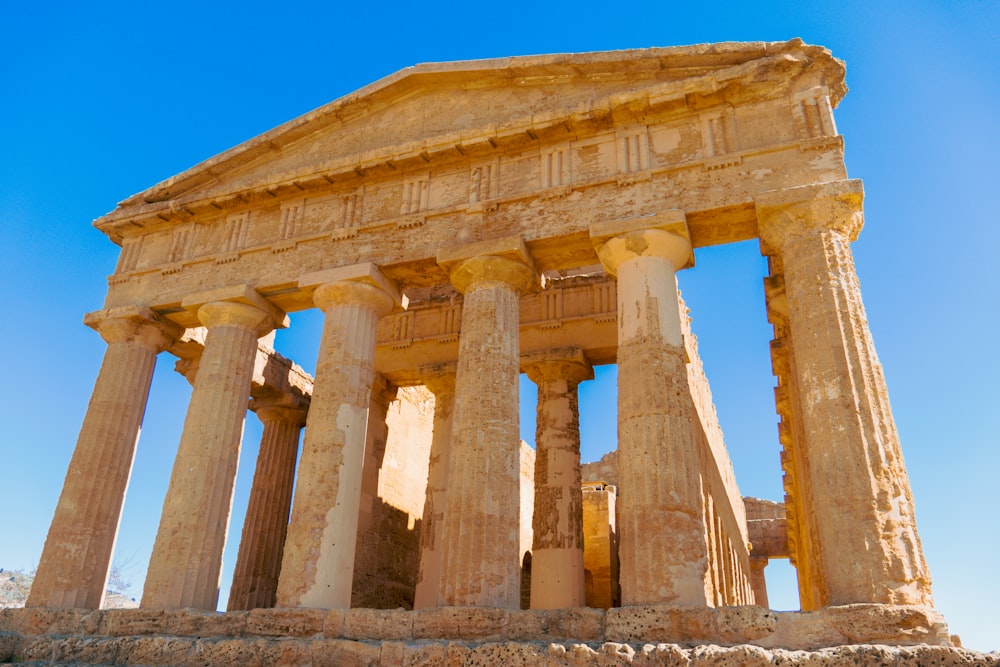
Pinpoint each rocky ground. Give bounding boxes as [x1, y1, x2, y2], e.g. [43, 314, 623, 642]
[0, 569, 137, 610]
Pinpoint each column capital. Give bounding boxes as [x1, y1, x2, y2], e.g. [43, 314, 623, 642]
[299, 262, 402, 316]
[250, 397, 309, 428]
[84, 305, 184, 351]
[181, 284, 288, 337]
[522, 347, 594, 386]
[437, 235, 539, 295]
[755, 179, 865, 255]
[418, 362, 458, 397]
[589, 210, 693, 276]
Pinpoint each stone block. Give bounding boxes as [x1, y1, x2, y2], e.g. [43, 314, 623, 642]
[824, 604, 951, 646]
[632, 642, 691, 667]
[606, 605, 717, 643]
[462, 640, 547, 666]
[52, 636, 125, 665]
[344, 607, 413, 640]
[689, 644, 773, 666]
[897, 645, 1000, 667]
[389, 641, 452, 667]
[0, 634, 20, 662]
[714, 605, 777, 643]
[247, 607, 326, 637]
[15, 635, 53, 663]
[412, 606, 509, 640]
[505, 609, 551, 640]
[98, 608, 168, 636]
[550, 607, 605, 640]
[273, 639, 313, 666]
[309, 638, 381, 667]
[323, 608, 347, 637]
[8, 607, 60, 635]
[759, 609, 848, 651]
[0, 609, 21, 634]
[192, 637, 283, 667]
[117, 636, 197, 666]
[169, 609, 249, 637]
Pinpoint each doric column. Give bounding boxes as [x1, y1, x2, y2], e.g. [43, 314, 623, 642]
[227, 397, 308, 611]
[351, 373, 398, 607]
[27, 306, 181, 609]
[143, 287, 285, 610]
[436, 237, 539, 608]
[749, 556, 769, 608]
[590, 212, 714, 607]
[523, 348, 593, 610]
[276, 263, 400, 609]
[413, 363, 457, 609]
[756, 180, 933, 606]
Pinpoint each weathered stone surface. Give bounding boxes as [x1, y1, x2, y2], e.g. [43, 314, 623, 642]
[0, 633, 19, 662]
[310, 638, 381, 667]
[117, 635, 197, 665]
[98, 609, 168, 636]
[168, 609, 249, 637]
[323, 608, 347, 637]
[343, 607, 413, 640]
[246, 607, 326, 637]
[412, 606, 509, 640]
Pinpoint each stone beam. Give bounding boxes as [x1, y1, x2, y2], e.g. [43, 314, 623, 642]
[101, 90, 846, 314]
[744, 497, 789, 561]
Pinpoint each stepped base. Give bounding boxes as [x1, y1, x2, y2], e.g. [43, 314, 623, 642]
[2, 604, 993, 666]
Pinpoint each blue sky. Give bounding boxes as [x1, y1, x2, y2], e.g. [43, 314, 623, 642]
[2, 0, 998, 652]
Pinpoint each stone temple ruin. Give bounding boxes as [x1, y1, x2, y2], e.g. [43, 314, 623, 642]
[4, 40, 986, 665]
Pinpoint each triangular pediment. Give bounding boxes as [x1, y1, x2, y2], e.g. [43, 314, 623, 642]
[96, 39, 843, 236]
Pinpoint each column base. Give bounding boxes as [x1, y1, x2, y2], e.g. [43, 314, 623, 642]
[0, 603, 962, 662]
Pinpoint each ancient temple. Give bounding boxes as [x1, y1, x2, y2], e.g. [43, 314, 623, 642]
[7, 40, 972, 664]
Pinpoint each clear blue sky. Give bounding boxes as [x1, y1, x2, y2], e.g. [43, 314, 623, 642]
[2, 0, 997, 652]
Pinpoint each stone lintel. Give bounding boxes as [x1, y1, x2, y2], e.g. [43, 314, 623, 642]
[252, 344, 314, 403]
[417, 361, 458, 381]
[436, 235, 538, 279]
[179, 284, 289, 330]
[298, 262, 405, 310]
[589, 211, 694, 273]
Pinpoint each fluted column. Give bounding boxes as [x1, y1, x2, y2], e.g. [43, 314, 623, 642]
[756, 180, 933, 606]
[27, 306, 181, 609]
[591, 212, 713, 607]
[524, 348, 592, 610]
[143, 288, 284, 610]
[351, 374, 398, 607]
[436, 237, 539, 608]
[748, 556, 769, 608]
[413, 364, 457, 609]
[227, 398, 308, 611]
[277, 263, 400, 609]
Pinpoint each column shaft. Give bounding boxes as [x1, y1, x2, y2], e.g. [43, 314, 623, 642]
[143, 300, 276, 610]
[227, 403, 306, 610]
[759, 182, 931, 605]
[592, 218, 713, 606]
[277, 273, 396, 609]
[413, 368, 456, 609]
[351, 376, 397, 608]
[436, 247, 537, 608]
[28, 309, 178, 609]
[526, 353, 591, 610]
[439, 282, 522, 607]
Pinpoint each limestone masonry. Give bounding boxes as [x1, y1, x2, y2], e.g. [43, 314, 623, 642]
[8, 40, 993, 665]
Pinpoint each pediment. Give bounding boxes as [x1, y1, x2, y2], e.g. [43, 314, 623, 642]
[96, 39, 843, 238]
